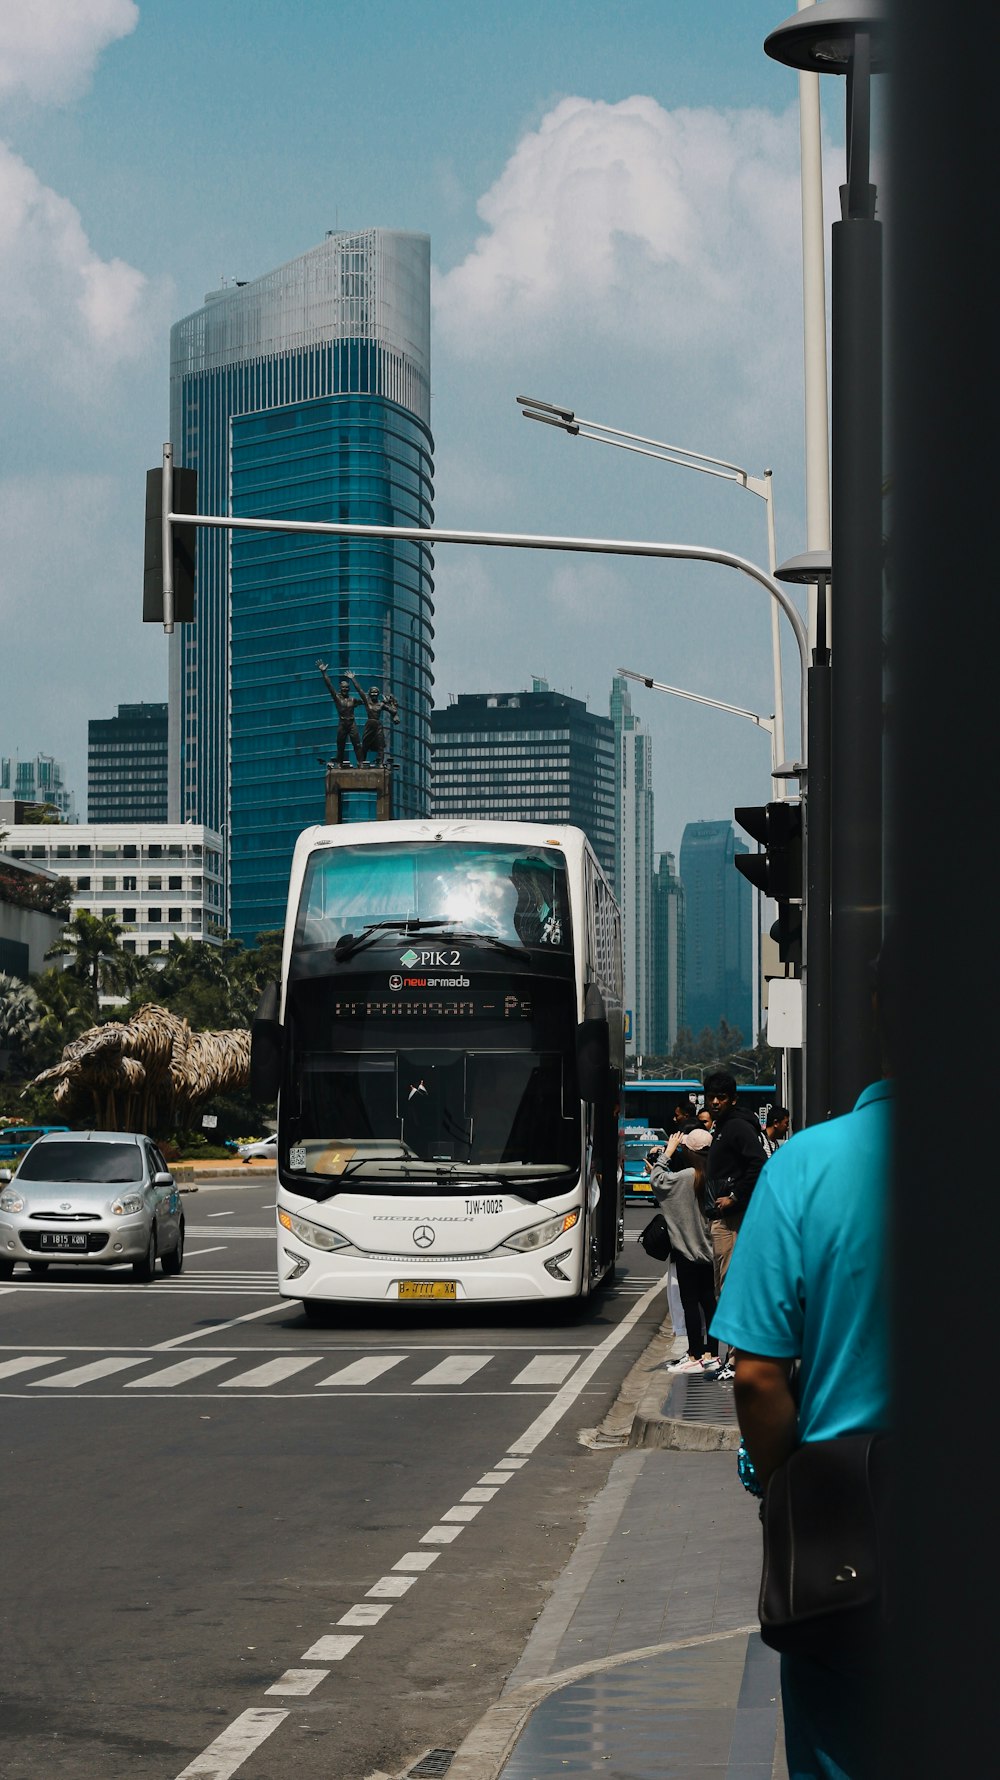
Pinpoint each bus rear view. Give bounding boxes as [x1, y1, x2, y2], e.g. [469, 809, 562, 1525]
[252, 821, 624, 1316]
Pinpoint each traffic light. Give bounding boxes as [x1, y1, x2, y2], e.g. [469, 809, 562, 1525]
[143, 464, 197, 623]
[734, 801, 803, 969]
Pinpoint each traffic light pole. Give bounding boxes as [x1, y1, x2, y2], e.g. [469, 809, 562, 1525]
[160, 443, 175, 633]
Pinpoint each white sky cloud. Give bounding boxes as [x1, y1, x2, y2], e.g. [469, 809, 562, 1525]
[0, 0, 138, 105]
[0, 4, 170, 399]
[433, 94, 806, 364]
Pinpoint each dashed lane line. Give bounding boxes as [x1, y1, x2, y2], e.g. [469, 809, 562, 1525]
[174, 1708, 288, 1779]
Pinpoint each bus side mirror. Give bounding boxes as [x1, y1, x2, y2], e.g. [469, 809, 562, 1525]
[576, 1018, 610, 1103]
[250, 980, 283, 1103]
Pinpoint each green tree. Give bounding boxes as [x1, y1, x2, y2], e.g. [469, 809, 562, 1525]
[0, 973, 41, 1076]
[47, 910, 130, 1020]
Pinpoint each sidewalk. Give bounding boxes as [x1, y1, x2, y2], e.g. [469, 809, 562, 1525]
[443, 1330, 786, 1780]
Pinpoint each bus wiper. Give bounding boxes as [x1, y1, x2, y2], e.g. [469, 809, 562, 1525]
[333, 918, 453, 962]
[425, 925, 527, 962]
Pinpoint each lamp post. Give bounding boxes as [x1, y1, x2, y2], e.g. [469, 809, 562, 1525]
[617, 665, 785, 1100]
[517, 395, 789, 794]
[766, 1, 889, 1114]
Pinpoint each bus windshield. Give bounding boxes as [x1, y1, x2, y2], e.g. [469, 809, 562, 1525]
[282, 969, 579, 1191]
[294, 842, 571, 953]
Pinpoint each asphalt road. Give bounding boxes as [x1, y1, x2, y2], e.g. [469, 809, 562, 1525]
[0, 1179, 667, 1780]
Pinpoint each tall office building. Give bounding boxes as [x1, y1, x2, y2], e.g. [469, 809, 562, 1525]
[610, 676, 655, 1057]
[650, 850, 685, 1055]
[168, 230, 434, 943]
[430, 681, 615, 878]
[679, 819, 753, 1042]
[0, 754, 76, 821]
[88, 703, 168, 823]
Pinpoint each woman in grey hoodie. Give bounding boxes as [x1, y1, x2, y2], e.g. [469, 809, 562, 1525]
[649, 1127, 721, 1376]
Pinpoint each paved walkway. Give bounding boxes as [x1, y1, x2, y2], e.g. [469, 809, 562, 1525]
[443, 1338, 787, 1780]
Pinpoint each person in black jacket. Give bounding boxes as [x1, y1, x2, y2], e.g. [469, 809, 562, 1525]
[702, 1069, 766, 1378]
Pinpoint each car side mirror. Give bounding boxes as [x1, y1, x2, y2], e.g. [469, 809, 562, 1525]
[0, 1168, 11, 1184]
[576, 984, 610, 1103]
[250, 979, 283, 1102]
[153, 1171, 173, 1186]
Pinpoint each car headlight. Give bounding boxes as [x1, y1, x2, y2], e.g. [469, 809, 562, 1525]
[111, 1193, 144, 1216]
[277, 1207, 350, 1251]
[504, 1209, 580, 1252]
[0, 1188, 24, 1213]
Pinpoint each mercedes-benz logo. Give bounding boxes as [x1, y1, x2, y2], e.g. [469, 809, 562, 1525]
[413, 1224, 435, 1249]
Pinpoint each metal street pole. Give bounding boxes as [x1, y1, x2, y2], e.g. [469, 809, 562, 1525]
[516, 397, 790, 794]
[767, 3, 888, 1116]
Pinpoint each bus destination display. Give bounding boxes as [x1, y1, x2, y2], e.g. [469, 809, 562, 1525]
[332, 988, 533, 1021]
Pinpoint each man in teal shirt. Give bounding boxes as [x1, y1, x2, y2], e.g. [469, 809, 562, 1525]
[711, 942, 892, 1780]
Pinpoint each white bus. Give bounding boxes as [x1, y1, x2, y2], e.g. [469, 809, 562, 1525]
[251, 820, 625, 1317]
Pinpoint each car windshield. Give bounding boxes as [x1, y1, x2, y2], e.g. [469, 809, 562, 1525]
[18, 1142, 143, 1184]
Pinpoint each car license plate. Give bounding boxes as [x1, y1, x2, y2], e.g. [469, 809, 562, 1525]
[39, 1231, 87, 1250]
[397, 1280, 457, 1301]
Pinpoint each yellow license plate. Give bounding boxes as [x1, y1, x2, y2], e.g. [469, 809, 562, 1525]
[398, 1279, 457, 1301]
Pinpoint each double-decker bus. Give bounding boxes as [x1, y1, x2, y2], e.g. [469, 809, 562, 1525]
[251, 820, 624, 1316]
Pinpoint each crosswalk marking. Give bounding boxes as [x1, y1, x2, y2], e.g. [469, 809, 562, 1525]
[31, 1356, 149, 1388]
[225, 1356, 319, 1388]
[412, 1354, 493, 1385]
[316, 1355, 407, 1386]
[125, 1356, 232, 1389]
[1, 1346, 591, 1396]
[0, 1355, 64, 1380]
[512, 1354, 580, 1385]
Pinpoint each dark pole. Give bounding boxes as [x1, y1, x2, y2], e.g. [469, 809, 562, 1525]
[805, 652, 831, 1123]
[829, 35, 884, 1112]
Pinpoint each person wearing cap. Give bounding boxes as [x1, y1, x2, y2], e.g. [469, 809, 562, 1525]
[710, 931, 894, 1779]
[648, 1127, 721, 1376]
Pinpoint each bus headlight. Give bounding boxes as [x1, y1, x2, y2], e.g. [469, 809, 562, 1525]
[277, 1207, 350, 1251]
[504, 1209, 579, 1252]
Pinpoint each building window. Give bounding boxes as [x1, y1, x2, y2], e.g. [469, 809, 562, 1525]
[168, 908, 182, 923]
[168, 875, 182, 891]
[123, 908, 137, 923]
[123, 875, 137, 891]
[102, 876, 116, 890]
[148, 940, 162, 953]
[123, 940, 136, 954]
[77, 876, 91, 891]
[148, 876, 162, 890]
[148, 908, 162, 923]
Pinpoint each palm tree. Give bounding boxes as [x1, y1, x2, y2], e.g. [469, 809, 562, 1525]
[46, 910, 130, 1020]
[0, 974, 41, 1076]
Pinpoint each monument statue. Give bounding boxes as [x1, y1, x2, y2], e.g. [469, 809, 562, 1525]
[317, 662, 362, 766]
[351, 676, 400, 766]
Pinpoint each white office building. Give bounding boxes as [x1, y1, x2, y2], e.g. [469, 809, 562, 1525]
[1, 825, 224, 958]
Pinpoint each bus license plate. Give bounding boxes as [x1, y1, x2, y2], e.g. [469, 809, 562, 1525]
[398, 1280, 456, 1301]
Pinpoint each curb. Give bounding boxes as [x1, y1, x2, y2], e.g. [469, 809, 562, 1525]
[629, 1369, 742, 1451]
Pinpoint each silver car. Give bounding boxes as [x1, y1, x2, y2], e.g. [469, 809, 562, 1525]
[0, 1131, 185, 1281]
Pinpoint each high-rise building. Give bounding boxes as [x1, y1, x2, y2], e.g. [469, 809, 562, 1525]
[679, 819, 753, 1043]
[610, 676, 655, 1056]
[88, 703, 168, 823]
[1, 754, 76, 821]
[651, 850, 685, 1055]
[430, 681, 615, 878]
[168, 230, 434, 944]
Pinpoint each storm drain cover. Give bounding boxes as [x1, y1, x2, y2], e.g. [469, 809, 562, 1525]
[408, 1752, 455, 1778]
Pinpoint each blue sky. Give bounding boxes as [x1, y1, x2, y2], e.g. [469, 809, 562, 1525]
[0, 0, 850, 861]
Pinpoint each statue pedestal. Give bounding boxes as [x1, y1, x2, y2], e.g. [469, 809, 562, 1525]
[324, 763, 393, 824]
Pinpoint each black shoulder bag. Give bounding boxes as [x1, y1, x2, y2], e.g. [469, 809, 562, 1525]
[638, 1212, 672, 1262]
[758, 1431, 890, 1659]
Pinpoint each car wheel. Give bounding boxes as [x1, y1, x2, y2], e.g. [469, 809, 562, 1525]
[161, 1217, 185, 1276]
[28, 1261, 50, 1277]
[132, 1227, 157, 1282]
[0, 1257, 14, 1280]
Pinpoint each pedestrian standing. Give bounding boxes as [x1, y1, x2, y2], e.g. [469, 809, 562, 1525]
[702, 1070, 766, 1380]
[710, 936, 894, 1779]
[761, 1104, 791, 1157]
[648, 1127, 720, 1376]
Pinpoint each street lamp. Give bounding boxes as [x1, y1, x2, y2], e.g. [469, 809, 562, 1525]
[517, 395, 788, 791]
[767, 2, 888, 1116]
[618, 664, 788, 1105]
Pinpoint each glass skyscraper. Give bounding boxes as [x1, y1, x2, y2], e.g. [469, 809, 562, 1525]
[167, 230, 434, 944]
[679, 819, 753, 1043]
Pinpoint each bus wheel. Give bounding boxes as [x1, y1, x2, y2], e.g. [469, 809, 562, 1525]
[301, 1299, 335, 1325]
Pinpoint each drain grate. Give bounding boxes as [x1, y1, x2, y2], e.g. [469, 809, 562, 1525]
[665, 1374, 739, 1425]
[408, 1751, 455, 1778]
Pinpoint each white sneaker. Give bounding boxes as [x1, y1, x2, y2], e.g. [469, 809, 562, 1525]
[667, 1356, 705, 1374]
